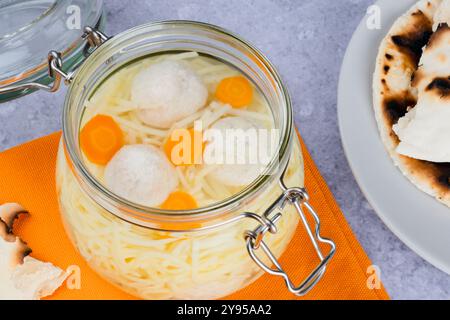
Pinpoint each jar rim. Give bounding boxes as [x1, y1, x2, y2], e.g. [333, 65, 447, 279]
[62, 20, 294, 225]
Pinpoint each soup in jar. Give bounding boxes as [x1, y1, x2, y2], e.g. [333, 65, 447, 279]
[56, 51, 304, 299]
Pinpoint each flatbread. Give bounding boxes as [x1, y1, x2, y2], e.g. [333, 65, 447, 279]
[373, 0, 450, 207]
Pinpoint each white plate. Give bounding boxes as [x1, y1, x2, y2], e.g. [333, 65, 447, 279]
[338, 0, 450, 274]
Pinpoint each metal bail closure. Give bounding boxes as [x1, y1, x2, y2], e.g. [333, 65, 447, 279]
[0, 27, 110, 95]
[243, 170, 336, 296]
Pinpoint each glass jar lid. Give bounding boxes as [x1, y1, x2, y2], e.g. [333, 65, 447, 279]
[0, 0, 104, 102]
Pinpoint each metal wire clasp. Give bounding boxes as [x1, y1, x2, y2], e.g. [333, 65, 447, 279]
[0, 27, 110, 94]
[243, 174, 336, 296]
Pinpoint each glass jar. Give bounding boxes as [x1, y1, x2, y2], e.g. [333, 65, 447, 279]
[0, 0, 104, 102]
[6, 20, 334, 300]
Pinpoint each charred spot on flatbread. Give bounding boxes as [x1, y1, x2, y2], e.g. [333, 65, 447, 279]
[401, 158, 450, 193]
[383, 92, 417, 126]
[419, 162, 450, 191]
[436, 163, 450, 189]
[426, 77, 450, 97]
[391, 10, 433, 65]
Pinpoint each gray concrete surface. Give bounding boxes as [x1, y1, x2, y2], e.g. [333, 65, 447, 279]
[1, 0, 449, 299]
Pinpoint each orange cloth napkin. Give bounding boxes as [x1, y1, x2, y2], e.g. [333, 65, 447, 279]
[0, 132, 389, 300]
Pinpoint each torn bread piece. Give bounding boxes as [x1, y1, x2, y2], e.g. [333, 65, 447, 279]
[10, 257, 68, 300]
[394, 86, 450, 162]
[0, 203, 67, 300]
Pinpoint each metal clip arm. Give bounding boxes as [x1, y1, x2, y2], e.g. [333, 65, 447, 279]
[244, 187, 336, 296]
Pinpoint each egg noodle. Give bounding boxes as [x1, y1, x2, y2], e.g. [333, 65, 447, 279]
[56, 52, 304, 299]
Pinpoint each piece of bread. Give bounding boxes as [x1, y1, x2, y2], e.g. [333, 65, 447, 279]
[373, 0, 450, 207]
[0, 203, 67, 300]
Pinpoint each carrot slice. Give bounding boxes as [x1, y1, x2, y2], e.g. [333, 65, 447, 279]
[161, 191, 198, 211]
[80, 115, 124, 165]
[164, 128, 204, 166]
[215, 76, 253, 108]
